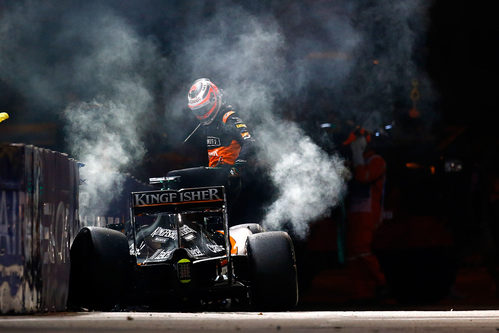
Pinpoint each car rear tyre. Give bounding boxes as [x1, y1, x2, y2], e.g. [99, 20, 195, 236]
[247, 231, 298, 310]
[68, 227, 130, 310]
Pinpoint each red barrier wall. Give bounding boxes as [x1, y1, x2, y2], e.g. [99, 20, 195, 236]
[0, 143, 79, 313]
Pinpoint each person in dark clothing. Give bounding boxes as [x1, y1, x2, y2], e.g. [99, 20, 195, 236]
[184, 78, 256, 223]
[187, 78, 254, 172]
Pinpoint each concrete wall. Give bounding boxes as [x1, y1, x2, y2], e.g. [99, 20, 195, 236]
[0, 143, 79, 313]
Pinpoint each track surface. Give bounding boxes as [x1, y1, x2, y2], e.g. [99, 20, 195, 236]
[1, 311, 499, 332]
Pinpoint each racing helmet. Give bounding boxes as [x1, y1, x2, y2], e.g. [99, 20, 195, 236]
[187, 78, 223, 125]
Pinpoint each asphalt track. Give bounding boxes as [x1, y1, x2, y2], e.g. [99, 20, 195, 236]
[1, 311, 499, 332]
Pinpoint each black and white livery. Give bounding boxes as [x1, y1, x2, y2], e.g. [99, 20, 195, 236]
[68, 167, 298, 310]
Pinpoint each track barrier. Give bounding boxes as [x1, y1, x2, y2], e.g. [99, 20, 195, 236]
[0, 143, 79, 313]
[1, 143, 153, 313]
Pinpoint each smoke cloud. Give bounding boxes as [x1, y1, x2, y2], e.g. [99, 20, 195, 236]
[1, 0, 434, 236]
[169, 1, 433, 237]
[257, 120, 349, 237]
[0, 1, 165, 218]
[169, 3, 353, 238]
[64, 98, 148, 219]
[59, 9, 163, 219]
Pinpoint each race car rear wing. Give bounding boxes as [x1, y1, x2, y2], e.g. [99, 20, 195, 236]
[130, 186, 226, 215]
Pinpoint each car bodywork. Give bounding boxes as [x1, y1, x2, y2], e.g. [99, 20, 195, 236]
[129, 184, 252, 306]
[69, 168, 298, 310]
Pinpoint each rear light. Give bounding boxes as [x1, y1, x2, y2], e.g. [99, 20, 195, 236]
[177, 258, 192, 284]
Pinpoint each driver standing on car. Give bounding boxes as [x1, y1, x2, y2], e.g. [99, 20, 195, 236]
[186, 78, 256, 220]
[187, 78, 255, 171]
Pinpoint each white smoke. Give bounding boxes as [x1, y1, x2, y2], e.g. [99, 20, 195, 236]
[173, 3, 352, 238]
[257, 119, 349, 237]
[171, 1, 433, 238]
[64, 97, 148, 218]
[59, 11, 160, 219]
[1, 0, 434, 234]
[0, 1, 164, 219]
[177, 10, 286, 114]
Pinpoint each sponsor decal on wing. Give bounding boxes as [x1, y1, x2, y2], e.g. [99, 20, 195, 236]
[151, 227, 177, 240]
[132, 187, 223, 207]
[186, 246, 204, 258]
[207, 244, 225, 253]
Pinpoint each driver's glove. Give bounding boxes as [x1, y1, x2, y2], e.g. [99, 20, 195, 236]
[229, 167, 240, 177]
[231, 160, 247, 177]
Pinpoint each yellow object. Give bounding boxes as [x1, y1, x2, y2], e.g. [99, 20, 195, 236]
[177, 258, 192, 284]
[0, 112, 9, 123]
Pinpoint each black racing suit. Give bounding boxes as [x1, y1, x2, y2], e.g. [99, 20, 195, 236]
[204, 104, 254, 169]
[168, 105, 255, 225]
[205, 105, 255, 224]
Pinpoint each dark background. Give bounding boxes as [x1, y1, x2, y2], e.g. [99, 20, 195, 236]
[1, 1, 497, 149]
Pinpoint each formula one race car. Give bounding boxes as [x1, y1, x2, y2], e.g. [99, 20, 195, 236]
[68, 167, 298, 311]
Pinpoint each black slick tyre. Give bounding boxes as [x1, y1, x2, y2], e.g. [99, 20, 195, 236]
[68, 227, 130, 310]
[247, 231, 298, 310]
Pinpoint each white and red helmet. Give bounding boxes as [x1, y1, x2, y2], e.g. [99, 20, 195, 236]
[187, 78, 223, 124]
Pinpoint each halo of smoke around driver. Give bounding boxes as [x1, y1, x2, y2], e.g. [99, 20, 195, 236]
[168, 1, 432, 238]
[169, 4, 352, 238]
[171, 6, 288, 121]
